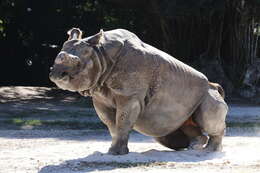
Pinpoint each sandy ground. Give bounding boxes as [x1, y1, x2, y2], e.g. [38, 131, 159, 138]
[0, 87, 260, 173]
[0, 129, 260, 173]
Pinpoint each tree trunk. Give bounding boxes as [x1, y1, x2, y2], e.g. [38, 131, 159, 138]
[202, 12, 224, 60]
[221, 0, 258, 87]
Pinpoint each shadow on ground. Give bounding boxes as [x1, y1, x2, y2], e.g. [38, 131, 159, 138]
[38, 150, 225, 173]
[0, 86, 98, 131]
[0, 86, 85, 103]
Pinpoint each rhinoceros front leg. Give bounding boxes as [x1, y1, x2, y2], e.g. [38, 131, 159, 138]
[108, 97, 141, 155]
[93, 97, 141, 155]
[193, 88, 228, 152]
[93, 99, 117, 138]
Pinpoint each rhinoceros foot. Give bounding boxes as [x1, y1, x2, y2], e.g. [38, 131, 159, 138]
[189, 135, 209, 150]
[108, 145, 129, 155]
[204, 135, 223, 152]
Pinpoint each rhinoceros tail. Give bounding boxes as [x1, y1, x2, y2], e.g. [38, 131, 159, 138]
[209, 82, 225, 99]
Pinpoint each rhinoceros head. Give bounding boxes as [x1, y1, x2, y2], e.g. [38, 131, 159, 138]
[49, 28, 103, 92]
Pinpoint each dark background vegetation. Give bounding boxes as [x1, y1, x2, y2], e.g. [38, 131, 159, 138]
[1, 0, 260, 100]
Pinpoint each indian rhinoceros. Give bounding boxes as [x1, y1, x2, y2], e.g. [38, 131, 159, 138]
[49, 28, 228, 155]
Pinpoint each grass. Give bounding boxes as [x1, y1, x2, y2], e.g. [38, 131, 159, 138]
[12, 118, 42, 126]
[1, 106, 260, 130]
[1, 117, 260, 130]
[227, 122, 260, 128]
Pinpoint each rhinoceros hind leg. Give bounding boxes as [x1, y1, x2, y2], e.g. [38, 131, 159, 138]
[154, 129, 189, 150]
[180, 120, 208, 150]
[193, 88, 228, 152]
[189, 135, 208, 150]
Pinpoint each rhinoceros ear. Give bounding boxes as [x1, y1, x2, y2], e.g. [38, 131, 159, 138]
[67, 28, 83, 40]
[87, 29, 104, 45]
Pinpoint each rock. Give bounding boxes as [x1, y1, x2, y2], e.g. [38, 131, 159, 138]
[239, 59, 260, 99]
[238, 85, 257, 98]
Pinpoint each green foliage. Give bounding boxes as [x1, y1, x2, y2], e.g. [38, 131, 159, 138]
[12, 118, 42, 126]
[0, 19, 4, 36]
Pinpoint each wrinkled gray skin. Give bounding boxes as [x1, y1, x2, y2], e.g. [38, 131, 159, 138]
[50, 28, 228, 155]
